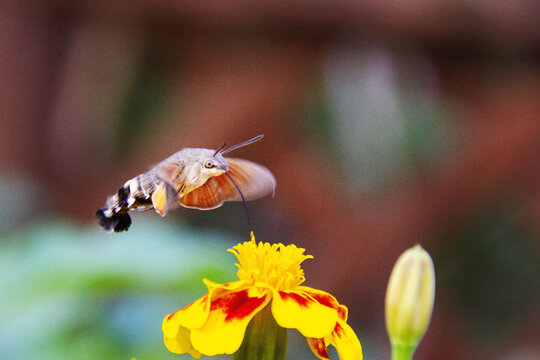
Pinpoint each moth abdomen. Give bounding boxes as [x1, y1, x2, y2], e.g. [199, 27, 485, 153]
[96, 179, 151, 232]
[95, 208, 132, 232]
[115, 186, 130, 209]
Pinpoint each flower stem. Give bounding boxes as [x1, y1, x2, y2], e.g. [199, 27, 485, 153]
[391, 341, 416, 360]
[234, 304, 287, 360]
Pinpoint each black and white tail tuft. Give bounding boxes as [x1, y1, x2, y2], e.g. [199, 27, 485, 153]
[95, 208, 132, 232]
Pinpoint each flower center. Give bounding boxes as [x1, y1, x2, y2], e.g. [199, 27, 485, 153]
[229, 232, 313, 291]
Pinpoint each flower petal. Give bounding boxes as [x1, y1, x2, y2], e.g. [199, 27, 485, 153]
[307, 337, 330, 360]
[163, 292, 211, 335]
[164, 280, 246, 335]
[337, 304, 348, 321]
[298, 286, 349, 321]
[270, 288, 338, 338]
[190, 289, 270, 355]
[162, 324, 201, 359]
[203, 279, 246, 292]
[329, 320, 363, 360]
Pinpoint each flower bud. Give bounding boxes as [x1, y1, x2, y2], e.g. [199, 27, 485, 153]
[385, 244, 435, 359]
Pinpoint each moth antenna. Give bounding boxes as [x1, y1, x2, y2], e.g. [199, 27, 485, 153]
[213, 141, 227, 156]
[225, 171, 252, 233]
[219, 134, 264, 155]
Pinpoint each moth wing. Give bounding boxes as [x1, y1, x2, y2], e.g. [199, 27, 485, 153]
[156, 159, 185, 191]
[151, 181, 180, 216]
[180, 158, 276, 210]
[179, 177, 226, 210]
[221, 158, 276, 200]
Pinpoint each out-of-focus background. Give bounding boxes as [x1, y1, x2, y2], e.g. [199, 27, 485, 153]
[1, 1, 540, 359]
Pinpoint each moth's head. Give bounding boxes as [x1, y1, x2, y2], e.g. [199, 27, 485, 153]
[201, 151, 228, 176]
[201, 135, 264, 178]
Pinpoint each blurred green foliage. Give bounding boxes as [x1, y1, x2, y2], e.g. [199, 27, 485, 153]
[114, 45, 170, 156]
[437, 202, 540, 343]
[0, 217, 237, 360]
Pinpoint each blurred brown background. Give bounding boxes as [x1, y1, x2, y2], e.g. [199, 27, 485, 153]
[1, 1, 540, 359]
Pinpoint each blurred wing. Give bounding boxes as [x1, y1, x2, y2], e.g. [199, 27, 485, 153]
[180, 158, 276, 210]
[221, 158, 276, 201]
[151, 181, 180, 216]
[156, 160, 185, 190]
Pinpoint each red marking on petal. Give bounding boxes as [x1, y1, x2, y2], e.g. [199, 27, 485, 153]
[309, 338, 329, 359]
[166, 312, 176, 321]
[211, 290, 266, 321]
[307, 292, 339, 310]
[279, 291, 311, 307]
[333, 322, 344, 338]
[337, 305, 347, 321]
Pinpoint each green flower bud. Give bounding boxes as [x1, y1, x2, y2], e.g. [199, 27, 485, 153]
[385, 244, 435, 360]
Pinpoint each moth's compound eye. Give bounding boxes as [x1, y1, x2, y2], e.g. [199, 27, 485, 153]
[204, 160, 215, 169]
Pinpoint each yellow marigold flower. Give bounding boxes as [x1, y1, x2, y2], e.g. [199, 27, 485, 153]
[162, 233, 362, 360]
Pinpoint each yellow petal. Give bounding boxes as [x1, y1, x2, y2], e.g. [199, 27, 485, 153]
[307, 337, 330, 360]
[298, 286, 349, 321]
[203, 279, 246, 292]
[164, 280, 247, 336]
[187, 348, 202, 359]
[191, 289, 270, 356]
[163, 292, 211, 336]
[337, 304, 348, 321]
[163, 325, 201, 359]
[329, 320, 363, 360]
[270, 288, 338, 338]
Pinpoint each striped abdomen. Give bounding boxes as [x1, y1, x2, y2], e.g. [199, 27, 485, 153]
[95, 171, 158, 232]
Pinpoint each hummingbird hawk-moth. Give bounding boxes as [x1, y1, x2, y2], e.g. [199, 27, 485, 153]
[95, 135, 275, 232]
